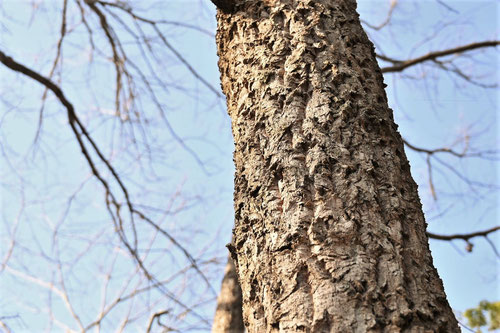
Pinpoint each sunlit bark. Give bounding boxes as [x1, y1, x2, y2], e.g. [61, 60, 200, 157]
[216, 0, 460, 331]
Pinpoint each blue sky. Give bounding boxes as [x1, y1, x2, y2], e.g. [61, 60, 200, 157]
[0, 0, 498, 331]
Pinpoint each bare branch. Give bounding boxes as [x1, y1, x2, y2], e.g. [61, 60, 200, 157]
[403, 139, 498, 160]
[426, 155, 437, 201]
[0, 50, 216, 302]
[146, 310, 171, 333]
[85, 0, 123, 114]
[97, 0, 215, 37]
[431, 58, 497, 88]
[0, 315, 19, 333]
[427, 226, 500, 256]
[403, 136, 498, 201]
[380, 41, 499, 73]
[427, 226, 499, 241]
[96, 0, 223, 98]
[435, 0, 459, 14]
[361, 0, 397, 31]
[34, 0, 68, 146]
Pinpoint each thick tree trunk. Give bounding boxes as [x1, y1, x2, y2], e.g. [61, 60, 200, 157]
[216, 0, 460, 332]
[212, 254, 245, 333]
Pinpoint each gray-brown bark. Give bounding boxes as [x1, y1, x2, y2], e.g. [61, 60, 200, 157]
[212, 255, 245, 333]
[216, 0, 460, 332]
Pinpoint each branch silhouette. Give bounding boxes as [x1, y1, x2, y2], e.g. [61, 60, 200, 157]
[0, 49, 216, 302]
[380, 41, 499, 73]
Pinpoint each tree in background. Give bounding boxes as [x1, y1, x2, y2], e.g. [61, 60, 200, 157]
[464, 301, 500, 333]
[0, 0, 497, 332]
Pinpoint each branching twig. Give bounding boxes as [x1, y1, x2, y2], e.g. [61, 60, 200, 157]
[146, 310, 171, 333]
[380, 41, 499, 73]
[85, 0, 124, 115]
[34, 0, 68, 146]
[403, 139, 497, 159]
[96, 0, 223, 98]
[427, 226, 500, 256]
[0, 50, 216, 302]
[97, 0, 215, 36]
[361, 0, 397, 31]
[427, 226, 499, 241]
[403, 138, 498, 200]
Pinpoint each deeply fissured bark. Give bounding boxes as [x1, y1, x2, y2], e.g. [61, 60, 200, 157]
[216, 0, 460, 332]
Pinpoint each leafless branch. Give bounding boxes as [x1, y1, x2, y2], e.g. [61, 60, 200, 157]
[146, 310, 171, 333]
[427, 226, 500, 256]
[361, 0, 397, 31]
[427, 226, 499, 241]
[431, 58, 497, 88]
[85, 0, 124, 114]
[380, 41, 499, 73]
[95, 0, 223, 98]
[403, 137, 498, 200]
[403, 139, 497, 160]
[34, 0, 68, 146]
[426, 155, 437, 201]
[435, 0, 459, 14]
[0, 50, 216, 304]
[0, 315, 20, 333]
[97, 0, 215, 36]
[79, 0, 220, 174]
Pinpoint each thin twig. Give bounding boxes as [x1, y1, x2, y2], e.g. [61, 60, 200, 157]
[361, 0, 397, 31]
[427, 226, 500, 241]
[380, 41, 499, 73]
[0, 49, 216, 300]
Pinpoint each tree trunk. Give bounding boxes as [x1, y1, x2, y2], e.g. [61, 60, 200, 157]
[212, 254, 245, 333]
[216, 0, 460, 332]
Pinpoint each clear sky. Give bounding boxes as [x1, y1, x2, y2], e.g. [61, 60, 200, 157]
[0, 0, 498, 332]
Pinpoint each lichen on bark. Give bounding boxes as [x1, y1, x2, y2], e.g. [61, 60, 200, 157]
[216, 0, 460, 332]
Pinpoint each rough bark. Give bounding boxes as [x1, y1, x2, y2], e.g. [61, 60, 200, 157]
[216, 0, 460, 332]
[212, 254, 245, 333]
